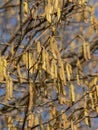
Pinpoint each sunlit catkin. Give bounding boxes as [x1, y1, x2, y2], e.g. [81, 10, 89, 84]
[8, 116, 13, 130]
[29, 82, 34, 110]
[54, 60, 57, 78]
[9, 77, 13, 98]
[86, 43, 91, 60]
[84, 108, 91, 127]
[50, 60, 55, 79]
[17, 64, 22, 83]
[66, 63, 71, 81]
[2, 57, 7, 78]
[89, 92, 94, 110]
[76, 74, 80, 85]
[83, 42, 88, 60]
[23, 1, 28, 17]
[95, 85, 98, 102]
[45, 51, 50, 74]
[46, 124, 50, 130]
[28, 113, 34, 128]
[70, 83, 75, 103]
[6, 74, 10, 101]
[37, 41, 41, 55]
[50, 37, 57, 59]
[42, 48, 46, 70]
[59, 62, 66, 84]
[0, 66, 3, 81]
[34, 115, 39, 130]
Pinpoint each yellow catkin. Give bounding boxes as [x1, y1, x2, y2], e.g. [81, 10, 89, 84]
[45, 51, 50, 74]
[31, 52, 37, 73]
[5, 74, 13, 101]
[0, 63, 3, 81]
[2, 57, 7, 78]
[9, 77, 13, 98]
[22, 53, 26, 64]
[68, 64, 72, 74]
[50, 60, 55, 79]
[50, 37, 57, 59]
[8, 116, 13, 130]
[34, 115, 39, 130]
[51, 106, 57, 117]
[94, 91, 98, 113]
[54, 60, 57, 78]
[96, 106, 98, 114]
[17, 64, 22, 83]
[83, 42, 88, 60]
[96, 85, 98, 102]
[76, 59, 81, 70]
[50, 36, 66, 82]
[28, 113, 34, 128]
[84, 96, 91, 127]
[61, 110, 67, 121]
[57, 8, 61, 20]
[59, 96, 63, 105]
[23, 52, 35, 73]
[45, 3, 53, 23]
[6, 73, 10, 101]
[0, 57, 6, 80]
[50, 36, 62, 61]
[66, 63, 70, 81]
[61, 110, 70, 129]
[23, 52, 28, 68]
[70, 83, 75, 103]
[71, 120, 74, 130]
[74, 124, 78, 130]
[60, 83, 66, 96]
[29, 52, 34, 74]
[58, 61, 66, 84]
[46, 124, 50, 130]
[93, 77, 97, 85]
[23, 1, 28, 17]
[29, 82, 34, 110]
[37, 41, 41, 55]
[29, 52, 31, 69]
[95, 85, 98, 113]
[76, 74, 80, 85]
[84, 108, 91, 127]
[54, 0, 59, 9]
[84, 108, 88, 125]
[42, 48, 46, 70]
[89, 92, 94, 110]
[86, 44, 91, 60]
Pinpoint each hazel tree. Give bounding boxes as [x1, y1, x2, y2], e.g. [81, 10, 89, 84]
[0, 0, 98, 130]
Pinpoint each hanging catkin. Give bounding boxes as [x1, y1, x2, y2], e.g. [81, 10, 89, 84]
[8, 116, 13, 130]
[17, 64, 22, 83]
[45, 51, 50, 74]
[66, 63, 71, 81]
[29, 82, 34, 110]
[70, 83, 75, 103]
[37, 41, 41, 55]
[42, 48, 46, 70]
[28, 113, 34, 128]
[6, 73, 13, 101]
